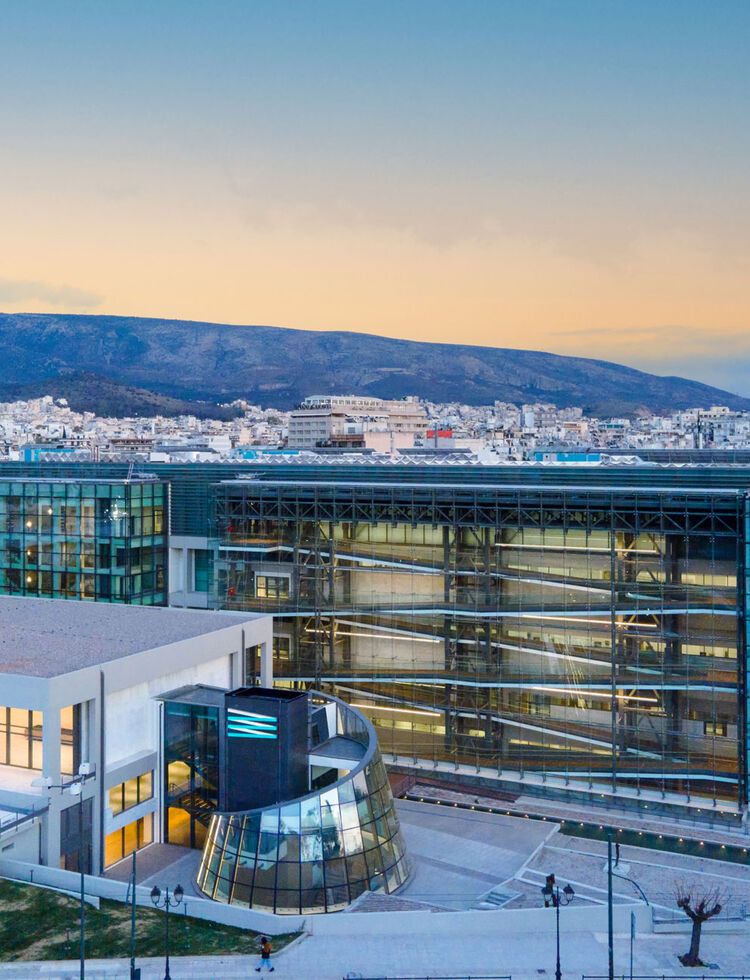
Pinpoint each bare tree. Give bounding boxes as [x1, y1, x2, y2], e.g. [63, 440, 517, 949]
[674, 883, 724, 967]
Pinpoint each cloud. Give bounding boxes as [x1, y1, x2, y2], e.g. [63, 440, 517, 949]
[0, 277, 103, 309]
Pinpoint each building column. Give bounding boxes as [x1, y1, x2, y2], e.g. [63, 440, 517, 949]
[260, 641, 274, 688]
[41, 700, 62, 866]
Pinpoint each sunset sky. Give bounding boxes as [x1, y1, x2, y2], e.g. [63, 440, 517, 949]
[1, 1, 748, 392]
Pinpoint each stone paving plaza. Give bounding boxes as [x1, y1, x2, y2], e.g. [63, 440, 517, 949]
[3, 801, 749, 979]
[2, 928, 750, 980]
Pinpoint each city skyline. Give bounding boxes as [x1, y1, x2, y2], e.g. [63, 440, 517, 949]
[1, 1, 749, 393]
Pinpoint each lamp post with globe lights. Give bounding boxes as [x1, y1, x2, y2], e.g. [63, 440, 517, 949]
[150, 884, 184, 980]
[541, 876, 575, 980]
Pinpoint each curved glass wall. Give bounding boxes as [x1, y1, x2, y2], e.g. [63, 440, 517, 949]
[196, 694, 410, 913]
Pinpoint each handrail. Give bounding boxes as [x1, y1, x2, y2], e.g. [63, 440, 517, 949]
[612, 868, 650, 906]
[0, 806, 47, 835]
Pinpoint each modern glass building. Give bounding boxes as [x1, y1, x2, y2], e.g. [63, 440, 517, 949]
[0, 477, 167, 604]
[196, 691, 409, 913]
[0, 459, 747, 825]
[213, 473, 748, 822]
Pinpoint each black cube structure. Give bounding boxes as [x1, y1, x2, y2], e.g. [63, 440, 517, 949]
[222, 686, 308, 811]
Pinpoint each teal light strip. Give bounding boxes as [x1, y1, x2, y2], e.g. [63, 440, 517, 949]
[227, 731, 277, 739]
[227, 721, 277, 732]
[227, 709, 276, 722]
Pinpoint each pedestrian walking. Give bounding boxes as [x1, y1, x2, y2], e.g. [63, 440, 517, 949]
[256, 935, 275, 972]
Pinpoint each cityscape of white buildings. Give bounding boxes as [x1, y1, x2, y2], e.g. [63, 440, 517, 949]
[2, 392, 750, 464]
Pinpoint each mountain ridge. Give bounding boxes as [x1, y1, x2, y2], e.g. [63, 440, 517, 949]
[0, 312, 746, 417]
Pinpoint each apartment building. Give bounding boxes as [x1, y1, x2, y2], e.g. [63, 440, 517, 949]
[287, 395, 427, 450]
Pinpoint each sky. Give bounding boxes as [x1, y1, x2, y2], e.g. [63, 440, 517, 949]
[1, 1, 748, 393]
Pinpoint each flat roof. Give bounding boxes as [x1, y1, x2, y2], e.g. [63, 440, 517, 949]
[0, 476, 160, 484]
[0, 597, 265, 678]
[156, 684, 227, 707]
[221, 477, 742, 497]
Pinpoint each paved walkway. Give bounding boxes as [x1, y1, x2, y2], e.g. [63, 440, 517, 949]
[408, 781, 750, 848]
[1, 927, 749, 979]
[526, 834, 750, 915]
[105, 843, 205, 899]
[395, 799, 555, 909]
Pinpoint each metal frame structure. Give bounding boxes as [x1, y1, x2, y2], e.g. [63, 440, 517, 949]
[213, 475, 748, 821]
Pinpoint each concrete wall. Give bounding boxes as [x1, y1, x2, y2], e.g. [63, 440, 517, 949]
[308, 899, 652, 938]
[168, 534, 215, 609]
[106, 652, 232, 764]
[0, 819, 41, 863]
[0, 857, 304, 936]
[0, 858, 655, 943]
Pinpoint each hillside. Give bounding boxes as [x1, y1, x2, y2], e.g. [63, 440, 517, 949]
[0, 312, 746, 417]
[0, 373, 240, 420]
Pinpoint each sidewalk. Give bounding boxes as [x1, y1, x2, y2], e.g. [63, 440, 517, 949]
[1, 927, 748, 979]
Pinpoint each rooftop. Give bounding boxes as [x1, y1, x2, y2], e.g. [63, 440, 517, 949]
[0, 597, 263, 678]
[0, 475, 160, 484]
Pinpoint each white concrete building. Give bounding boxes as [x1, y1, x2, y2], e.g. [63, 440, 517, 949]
[287, 395, 427, 449]
[0, 596, 271, 874]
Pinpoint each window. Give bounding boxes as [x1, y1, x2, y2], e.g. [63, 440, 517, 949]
[704, 721, 728, 737]
[61, 798, 93, 874]
[194, 550, 213, 593]
[273, 635, 291, 661]
[60, 704, 81, 776]
[0, 706, 43, 769]
[255, 575, 290, 599]
[108, 771, 154, 816]
[104, 814, 153, 868]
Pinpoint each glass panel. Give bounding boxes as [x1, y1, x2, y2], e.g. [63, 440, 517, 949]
[122, 776, 139, 811]
[104, 829, 123, 868]
[108, 784, 124, 816]
[139, 771, 153, 802]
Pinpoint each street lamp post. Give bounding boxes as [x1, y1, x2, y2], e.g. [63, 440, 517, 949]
[33, 765, 94, 980]
[150, 884, 184, 980]
[541, 878, 575, 980]
[606, 829, 615, 980]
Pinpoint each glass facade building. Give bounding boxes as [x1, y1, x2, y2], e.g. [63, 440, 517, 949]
[0, 478, 167, 604]
[163, 695, 221, 850]
[214, 476, 748, 819]
[0, 459, 746, 825]
[196, 693, 409, 913]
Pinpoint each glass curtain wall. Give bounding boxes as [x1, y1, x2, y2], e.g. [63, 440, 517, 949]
[0, 480, 167, 604]
[215, 484, 744, 809]
[164, 701, 220, 849]
[197, 702, 409, 914]
[0, 707, 43, 769]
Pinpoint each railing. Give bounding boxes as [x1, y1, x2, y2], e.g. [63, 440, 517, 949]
[583, 976, 749, 980]
[652, 902, 748, 924]
[0, 806, 46, 835]
[345, 975, 512, 980]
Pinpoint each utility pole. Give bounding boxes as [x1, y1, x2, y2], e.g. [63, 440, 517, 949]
[607, 829, 615, 980]
[78, 791, 85, 980]
[130, 850, 139, 979]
